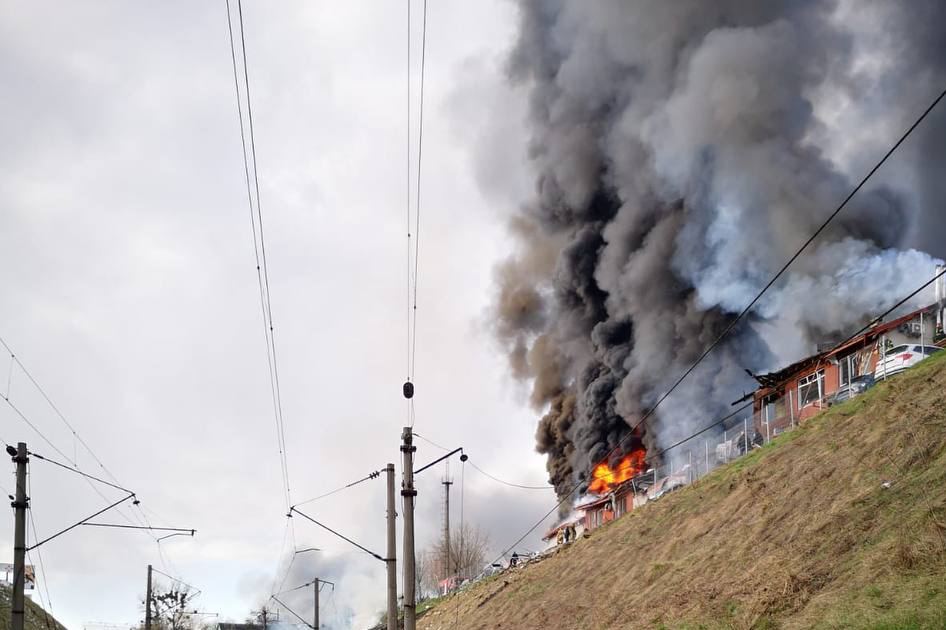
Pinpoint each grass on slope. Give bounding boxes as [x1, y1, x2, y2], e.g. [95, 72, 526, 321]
[419, 351, 946, 630]
[0, 585, 68, 630]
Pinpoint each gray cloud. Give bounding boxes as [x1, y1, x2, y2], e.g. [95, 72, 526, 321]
[0, 1, 546, 628]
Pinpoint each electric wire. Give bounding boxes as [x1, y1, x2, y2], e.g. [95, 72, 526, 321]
[411, 431, 447, 451]
[2, 396, 74, 464]
[413, 432, 552, 490]
[5, 348, 14, 401]
[270, 596, 312, 629]
[236, 0, 294, 513]
[0, 335, 171, 549]
[270, 516, 293, 597]
[227, 0, 293, 515]
[467, 462, 552, 491]
[27, 464, 55, 630]
[28, 493, 136, 551]
[29, 452, 134, 495]
[290, 507, 386, 562]
[405, 0, 413, 391]
[150, 567, 202, 595]
[275, 577, 319, 596]
[292, 469, 383, 508]
[410, 0, 429, 387]
[4, 394, 157, 546]
[405, 0, 430, 429]
[224, 0, 299, 601]
[0, 334, 125, 490]
[488, 85, 946, 566]
[487, 403, 753, 567]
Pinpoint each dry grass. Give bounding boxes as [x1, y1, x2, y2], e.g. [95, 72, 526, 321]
[418, 352, 946, 630]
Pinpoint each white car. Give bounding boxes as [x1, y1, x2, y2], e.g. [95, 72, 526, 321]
[874, 344, 941, 379]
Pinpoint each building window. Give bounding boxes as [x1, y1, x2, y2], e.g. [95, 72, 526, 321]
[763, 394, 785, 423]
[798, 369, 825, 407]
[615, 496, 625, 517]
[839, 354, 862, 389]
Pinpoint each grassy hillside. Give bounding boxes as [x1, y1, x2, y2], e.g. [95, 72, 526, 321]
[0, 585, 68, 630]
[419, 351, 946, 629]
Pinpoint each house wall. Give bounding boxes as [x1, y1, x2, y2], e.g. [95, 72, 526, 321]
[613, 491, 634, 517]
[751, 313, 935, 436]
[582, 506, 614, 531]
[754, 360, 839, 436]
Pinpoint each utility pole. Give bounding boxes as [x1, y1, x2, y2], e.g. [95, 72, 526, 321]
[385, 463, 397, 630]
[441, 467, 452, 582]
[313, 578, 319, 630]
[145, 564, 153, 630]
[11, 442, 28, 630]
[400, 427, 417, 630]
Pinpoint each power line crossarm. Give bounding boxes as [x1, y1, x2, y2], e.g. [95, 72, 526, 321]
[29, 452, 135, 494]
[289, 507, 386, 562]
[28, 493, 136, 551]
[292, 469, 381, 509]
[270, 596, 312, 629]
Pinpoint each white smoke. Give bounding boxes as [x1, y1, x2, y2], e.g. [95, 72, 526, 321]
[488, 0, 946, 499]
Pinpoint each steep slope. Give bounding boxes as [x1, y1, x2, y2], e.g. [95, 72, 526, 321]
[0, 586, 68, 630]
[420, 352, 946, 630]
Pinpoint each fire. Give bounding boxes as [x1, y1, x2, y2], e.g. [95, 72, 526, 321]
[587, 449, 646, 495]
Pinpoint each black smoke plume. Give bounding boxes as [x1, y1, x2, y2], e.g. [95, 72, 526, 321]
[492, 0, 946, 499]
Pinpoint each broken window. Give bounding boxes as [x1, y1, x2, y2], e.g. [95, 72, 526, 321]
[798, 369, 825, 407]
[763, 394, 786, 423]
[839, 353, 865, 388]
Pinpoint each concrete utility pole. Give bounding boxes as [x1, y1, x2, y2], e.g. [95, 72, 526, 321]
[400, 427, 417, 630]
[11, 442, 28, 630]
[145, 564, 153, 630]
[385, 463, 397, 630]
[441, 466, 453, 582]
[313, 578, 319, 630]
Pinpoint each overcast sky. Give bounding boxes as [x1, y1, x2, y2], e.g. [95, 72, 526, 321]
[0, 2, 555, 628]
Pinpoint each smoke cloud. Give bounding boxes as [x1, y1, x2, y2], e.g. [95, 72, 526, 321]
[492, 0, 946, 498]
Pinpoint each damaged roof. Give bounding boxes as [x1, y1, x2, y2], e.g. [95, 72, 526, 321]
[750, 302, 940, 391]
[751, 353, 826, 389]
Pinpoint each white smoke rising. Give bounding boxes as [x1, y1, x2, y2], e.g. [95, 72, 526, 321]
[488, 0, 946, 499]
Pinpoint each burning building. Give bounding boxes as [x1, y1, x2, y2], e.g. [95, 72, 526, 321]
[490, 1, 946, 502]
[749, 297, 946, 438]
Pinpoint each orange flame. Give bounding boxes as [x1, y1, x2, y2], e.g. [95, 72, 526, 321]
[587, 449, 646, 495]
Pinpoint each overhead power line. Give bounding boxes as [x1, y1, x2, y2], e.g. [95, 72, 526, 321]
[0, 335, 172, 550]
[224, 0, 293, 514]
[150, 567, 202, 595]
[30, 452, 134, 495]
[292, 469, 382, 509]
[290, 507, 386, 562]
[467, 462, 552, 491]
[412, 431, 551, 490]
[405, 0, 430, 429]
[410, 0, 429, 383]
